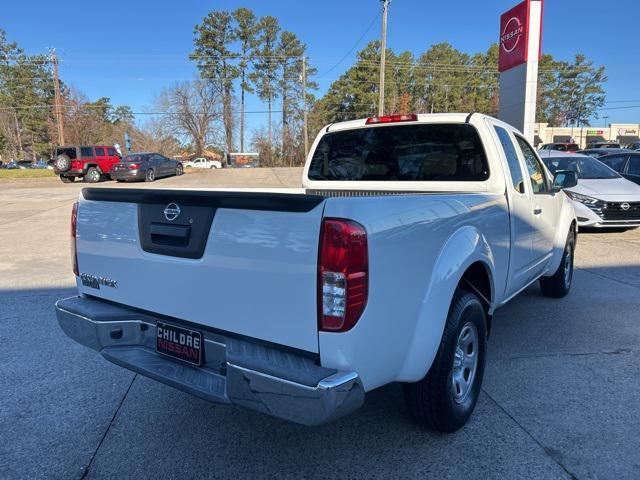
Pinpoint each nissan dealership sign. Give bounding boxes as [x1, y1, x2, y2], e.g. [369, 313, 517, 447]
[499, 0, 543, 72]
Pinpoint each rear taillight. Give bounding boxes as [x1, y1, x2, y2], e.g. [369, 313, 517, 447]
[318, 218, 368, 332]
[71, 202, 78, 276]
[365, 113, 417, 125]
[128, 163, 140, 170]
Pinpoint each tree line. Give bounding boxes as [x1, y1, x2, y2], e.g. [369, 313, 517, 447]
[310, 41, 607, 134]
[0, 15, 607, 165]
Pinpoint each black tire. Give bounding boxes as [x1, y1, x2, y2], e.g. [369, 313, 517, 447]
[540, 229, 576, 298]
[54, 154, 71, 172]
[176, 164, 183, 176]
[84, 167, 101, 183]
[59, 175, 75, 183]
[403, 288, 487, 432]
[145, 169, 155, 182]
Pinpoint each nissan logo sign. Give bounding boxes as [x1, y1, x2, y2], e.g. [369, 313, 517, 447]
[621, 203, 631, 211]
[163, 203, 181, 222]
[501, 17, 524, 53]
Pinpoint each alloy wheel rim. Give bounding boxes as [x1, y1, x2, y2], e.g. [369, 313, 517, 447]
[451, 322, 479, 404]
[147, 170, 154, 181]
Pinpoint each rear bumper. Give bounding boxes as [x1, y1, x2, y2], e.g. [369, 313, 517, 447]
[54, 296, 364, 426]
[55, 168, 84, 177]
[110, 169, 145, 181]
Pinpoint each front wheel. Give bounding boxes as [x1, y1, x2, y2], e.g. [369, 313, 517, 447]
[540, 230, 575, 298]
[145, 169, 155, 182]
[403, 288, 487, 432]
[176, 165, 183, 176]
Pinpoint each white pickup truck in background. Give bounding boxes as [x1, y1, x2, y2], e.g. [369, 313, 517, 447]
[56, 113, 578, 432]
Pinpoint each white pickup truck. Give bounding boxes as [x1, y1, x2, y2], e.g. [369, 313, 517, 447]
[56, 113, 578, 432]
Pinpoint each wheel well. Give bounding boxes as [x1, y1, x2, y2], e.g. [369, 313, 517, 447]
[458, 262, 493, 332]
[84, 163, 100, 173]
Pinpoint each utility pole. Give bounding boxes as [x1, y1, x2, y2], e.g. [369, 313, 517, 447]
[378, 0, 389, 116]
[301, 56, 309, 158]
[51, 50, 65, 145]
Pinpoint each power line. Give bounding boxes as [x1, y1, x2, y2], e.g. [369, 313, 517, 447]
[317, 8, 382, 78]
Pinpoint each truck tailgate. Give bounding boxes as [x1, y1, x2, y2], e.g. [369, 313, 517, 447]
[75, 188, 325, 353]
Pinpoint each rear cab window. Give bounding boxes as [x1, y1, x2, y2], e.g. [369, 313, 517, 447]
[308, 123, 489, 182]
[56, 147, 77, 159]
[94, 147, 105, 156]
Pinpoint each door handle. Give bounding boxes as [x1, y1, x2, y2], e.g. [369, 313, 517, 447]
[533, 208, 543, 215]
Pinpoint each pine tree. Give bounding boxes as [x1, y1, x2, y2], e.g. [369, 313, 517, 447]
[250, 16, 280, 162]
[192, 11, 238, 154]
[232, 8, 259, 153]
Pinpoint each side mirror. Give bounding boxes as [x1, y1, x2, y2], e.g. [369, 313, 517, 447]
[553, 170, 578, 191]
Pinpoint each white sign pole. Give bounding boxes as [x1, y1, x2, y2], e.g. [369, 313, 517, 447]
[498, 1, 543, 144]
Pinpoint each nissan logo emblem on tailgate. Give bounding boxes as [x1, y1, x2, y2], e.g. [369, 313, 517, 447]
[164, 203, 181, 221]
[621, 202, 631, 211]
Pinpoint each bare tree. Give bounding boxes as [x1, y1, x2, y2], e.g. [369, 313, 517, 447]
[156, 79, 223, 156]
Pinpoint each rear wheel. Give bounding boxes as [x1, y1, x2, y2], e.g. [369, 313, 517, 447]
[84, 167, 101, 183]
[540, 229, 575, 298]
[59, 175, 75, 183]
[403, 288, 487, 432]
[145, 169, 155, 182]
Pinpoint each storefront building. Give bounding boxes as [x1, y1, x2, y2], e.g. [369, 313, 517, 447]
[534, 123, 640, 148]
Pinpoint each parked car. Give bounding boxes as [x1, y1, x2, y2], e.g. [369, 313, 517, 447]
[578, 148, 634, 159]
[110, 153, 183, 182]
[53, 145, 121, 183]
[539, 150, 640, 229]
[4, 161, 19, 169]
[183, 157, 222, 169]
[17, 160, 34, 169]
[598, 152, 640, 186]
[56, 113, 578, 432]
[625, 140, 640, 151]
[586, 141, 621, 149]
[538, 142, 579, 152]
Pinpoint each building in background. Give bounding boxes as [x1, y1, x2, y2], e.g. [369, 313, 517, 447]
[534, 123, 640, 148]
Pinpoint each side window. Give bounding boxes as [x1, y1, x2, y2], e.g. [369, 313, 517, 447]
[107, 147, 117, 156]
[515, 136, 549, 194]
[602, 155, 627, 173]
[494, 126, 525, 193]
[628, 157, 640, 175]
[94, 147, 105, 156]
[80, 147, 94, 157]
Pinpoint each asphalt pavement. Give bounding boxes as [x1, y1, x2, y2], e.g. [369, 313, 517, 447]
[1, 169, 639, 479]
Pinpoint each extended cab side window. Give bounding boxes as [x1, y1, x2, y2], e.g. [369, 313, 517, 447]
[80, 147, 94, 157]
[515, 136, 549, 194]
[494, 126, 525, 193]
[107, 147, 117, 156]
[94, 147, 105, 156]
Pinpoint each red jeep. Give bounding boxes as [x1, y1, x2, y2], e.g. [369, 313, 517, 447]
[54, 145, 121, 183]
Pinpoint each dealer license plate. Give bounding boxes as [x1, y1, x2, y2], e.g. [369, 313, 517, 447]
[156, 321, 203, 366]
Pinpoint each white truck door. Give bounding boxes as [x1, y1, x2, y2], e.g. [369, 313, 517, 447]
[513, 135, 559, 272]
[490, 123, 537, 296]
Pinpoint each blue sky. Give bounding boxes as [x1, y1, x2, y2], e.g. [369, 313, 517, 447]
[4, 0, 640, 134]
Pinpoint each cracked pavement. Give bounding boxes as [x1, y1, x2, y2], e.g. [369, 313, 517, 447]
[1, 171, 639, 479]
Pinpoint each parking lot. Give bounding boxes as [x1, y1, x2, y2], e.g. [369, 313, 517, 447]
[1, 170, 639, 479]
